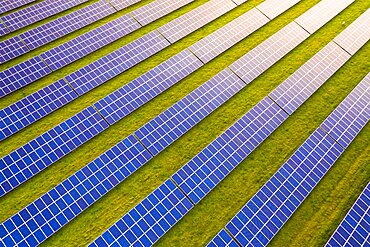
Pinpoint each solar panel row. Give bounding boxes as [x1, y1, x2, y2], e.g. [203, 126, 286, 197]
[326, 182, 370, 247]
[0, 36, 29, 64]
[256, 0, 300, 20]
[109, 0, 141, 11]
[0, 0, 36, 15]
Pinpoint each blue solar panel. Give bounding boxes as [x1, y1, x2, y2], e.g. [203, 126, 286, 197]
[19, 0, 116, 50]
[0, 21, 9, 36]
[0, 79, 78, 141]
[207, 229, 239, 247]
[40, 14, 141, 71]
[95, 49, 203, 125]
[110, 0, 141, 11]
[0, 135, 151, 247]
[321, 73, 370, 148]
[326, 182, 370, 247]
[0, 36, 29, 64]
[269, 41, 351, 115]
[90, 179, 193, 247]
[0, 56, 52, 98]
[0, 0, 36, 15]
[0, 106, 109, 197]
[172, 97, 289, 204]
[223, 128, 343, 247]
[65, 30, 170, 96]
[0, 0, 87, 32]
[135, 68, 245, 155]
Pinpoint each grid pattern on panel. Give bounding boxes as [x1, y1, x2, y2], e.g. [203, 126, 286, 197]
[294, 0, 354, 34]
[130, 0, 194, 26]
[0, 79, 78, 141]
[0, 56, 52, 98]
[172, 97, 289, 204]
[207, 229, 239, 247]
[158, 0, 236, 43]
[65, 30, 170, 96]
[135, 68, 245, 156]
[0, 135, 151, 247]
[229, 22, 309, 84]
[269, 42, 351, 115]
[321, 73, 370, 148]
[333, 8, 370, 55]
[224, 128, 344, 247]
[94, 49, 203, 125]
[90, 179, 193, 247]
[256, 0, 300, 19]
[0, 106, 109, 197]
[109, 0, 141, 11]
[0, 22, 9, 36]
[326, 183, 370, 247]
[189, 8, 269, 63]
[0, 0, 36, 15]
[20, 0, 116, 50]
[0, 0, 87, 32]
[40, 14, 140, 71]
[0, 36, 29, 64]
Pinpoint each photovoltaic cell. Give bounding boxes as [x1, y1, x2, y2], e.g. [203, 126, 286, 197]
[0, 0, 36, 15]
[0, 79, 78, 141]
[172, 97, 289, 204]
[131, 0, 194, 26]
[95, 49, 203, 125]
[207, 229, 239, 247]
[158, 0, 236, 43]
[0, 22, 9, 36]
[19, 0, 116, 50]
[224, 128, 344, 247]
[65, 30, 170, 96]
[0, 106, 109, 197]
[0, 36, 29, 64]
[0, 135, 152, 247]
[40, 14, 141, 71]
[135, 68, 245, 156]
[0, 56, 52, 98]
[333, 8, 370, 55]
[229, 22, 309, 84]
[109, 0, 141, 11]
[0, 0, 88, 32]
[189, 8, 269, 64]
[257, 0, 300, 19]
[269, 41, 351, 115]
[89, 179, 193, 247]
[321, 73, 370, 148]
[326, 182, 370, 247]
[295, 0, 354, 34]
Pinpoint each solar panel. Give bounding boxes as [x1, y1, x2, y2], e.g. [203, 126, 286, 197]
[0, 106, 109, 197]
[334, 8, 370, 55]
[269, 41, 351, 115]
[189, 8, 269, 63]
[0, 56, 52, 98]
[95, 48, 203, 125]
[0, 0, 87, 32]
[0, 135, 151, 246]
[110, 0, 141, 11]
[223, 128, 343, 247]
[158, 0, 236, 43]
[321, 73, 370, 148]
[295, 0, 354, 34]
[135, 68, 245, 156]
[0, 0, 36, 15]
[229, 22, 309, 84]
[0, 79, 78, 141]
[19, 0, 116, 51]
[0, 21, 9, 36]
[326, 182, 370, 247]
[40, 14, 141, 71]
[131, 0, 194, 26]
[65, 30, 170, 96]
[257, 0, 300, 19]
[172, 97, 289, 204]
[0, 36, 29, 64]
[89, 179, 193, 247]
[207, 229, 239, 247]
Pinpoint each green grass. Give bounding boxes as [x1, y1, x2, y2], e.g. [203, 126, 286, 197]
[0, 0, 369, 246]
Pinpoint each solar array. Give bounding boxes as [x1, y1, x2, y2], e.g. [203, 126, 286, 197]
[0, 36, 29, 64]
[0, 0, 87, 32]
[109, 0, 141, 11]
[0, 22, 9, 36]
[326, 182, 370, 247]
[0, 0, 36, 15]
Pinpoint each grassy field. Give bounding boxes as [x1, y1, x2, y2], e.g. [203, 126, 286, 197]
[0, 0, 369, 246]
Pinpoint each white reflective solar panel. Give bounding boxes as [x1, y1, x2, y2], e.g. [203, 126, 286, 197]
[257, 0, 301, 19]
